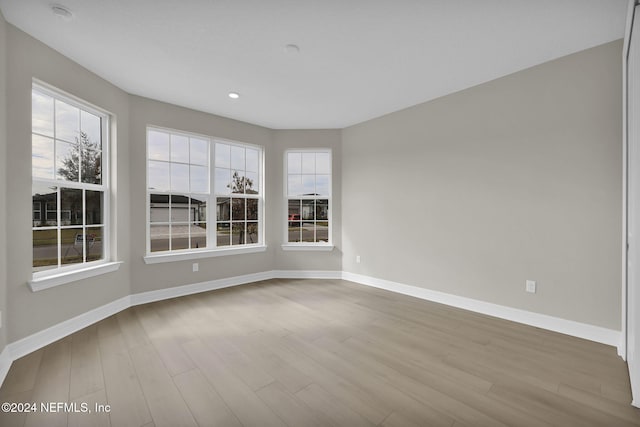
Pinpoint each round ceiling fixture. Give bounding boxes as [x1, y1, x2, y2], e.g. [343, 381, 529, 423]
[228, 92, 240, 99]
[285, 44, 300, 54]
[51, 4, 73, 20]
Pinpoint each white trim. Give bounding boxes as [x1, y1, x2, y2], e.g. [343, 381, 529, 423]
[8, 295, 130, 361]
[272, 270, 342, 279]
[283, 148, 333, 246]
[28, 261, 123, 292]
[1, 269, 626, 393]
[143, 245, 267, 264]
[130, 271, 273, 305]
[281, 244, 334, 252]
[0, 347, 12, 387]
[341, 272, 621, 349]
[625, 0, 640, 406]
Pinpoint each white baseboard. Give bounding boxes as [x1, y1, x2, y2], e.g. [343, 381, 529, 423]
[8, 296, 131, 362]
[0, 269, 624, 389]
[130, 271, 275, 306]
[0, 346, 12, 386]
[272, 270, 342, 280]
[341, 271, 622, 348]
[0, 268, 342, 386]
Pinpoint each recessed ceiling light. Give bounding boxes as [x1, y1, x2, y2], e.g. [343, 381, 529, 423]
[228, 92, 240, 99]
[51, 4, 73, 20]
[285, 44, 300, 54]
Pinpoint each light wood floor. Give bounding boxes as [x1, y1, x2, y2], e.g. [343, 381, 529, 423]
[0, 278, 638, 427]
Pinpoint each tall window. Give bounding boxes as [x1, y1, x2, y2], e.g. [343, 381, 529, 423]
[147, 127, 262, 254]
[32, 84, 109, 273]
[285, 150, 331, 245]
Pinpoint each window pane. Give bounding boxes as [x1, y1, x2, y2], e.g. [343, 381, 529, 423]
[171, 224, 190, 251]
[170, 195, 190, 222]
[230, 171, 246, 194]
[149, 194, 170, 222]
[150, 224, 170, 252]
[232, 198, 245, 221]
[302, 222, 315, 243]
[191, 197, 207, 222]
[86, 227, 104, 262]
[316, 152, 330, 174]
[316, 223, 329, 243]
[288, 222, 301, 242]
[190, 138, 209, 166]
[246, 148, 259, 173]
[302, 153, 315, 174]
[60, 188, 83, 225]
[86, 190, 103, 225]
[55, 100, 80, 143]
[148, 130, 170, 161]
[171, 134, 190, 163]
[316, 175, 330, 196]
[148, 161, 170, 191]
[231, 146, 245, 170]
[245, 172, 259, 194]
[32, 135, 55, 179]
[302, 175, 315, 195]
[61, 228, 84, 265]
[217, 222, 230, 246]
[216, 197, 230, 221]
[81, 149, 102, 184]
[287, 152, 301, 174]
[190, 165, 208, 194]
[190, 223, 207, 249]
[56, 141, 79, 182]
[302, 200, 315, 220]
[80, 110, 101, 150]
[288, 199, 301, 221]
[247, 199, 258, 221]
[33, 229, 58, 271]
[214, 168, 231, 195]
[215, 143, 231, 168]
[32, 91, 54, 137]
[288, 174, 302, 196]
[316, 199, 329, 221]
[170, 163, 189, 192]
[232, 222, 246, 245]
[246, 222, 259, 244]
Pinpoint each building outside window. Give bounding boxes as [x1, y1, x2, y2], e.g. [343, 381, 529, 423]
[285, 149, 331, 245]
[31, 84, 109, 274]
[147, 127, 263, 254]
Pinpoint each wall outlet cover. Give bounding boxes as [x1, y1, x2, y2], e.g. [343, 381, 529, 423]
[526, 280, 536, 293]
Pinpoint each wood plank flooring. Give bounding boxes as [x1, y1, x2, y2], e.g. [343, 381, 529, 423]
[0, 278, 638, 426]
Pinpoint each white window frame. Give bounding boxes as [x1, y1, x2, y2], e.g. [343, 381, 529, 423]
[30, 82, 120, 292]
[282, 148, 333, 251]
[144, 127, 265, 264]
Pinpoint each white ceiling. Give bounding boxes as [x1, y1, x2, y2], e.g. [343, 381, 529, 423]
[0, 0, 629, 129]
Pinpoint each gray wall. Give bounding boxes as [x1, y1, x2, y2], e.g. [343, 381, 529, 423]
[342, 40, 623, 330]
[0, 10, 8, 351]
[273, 130, 343, 271]
[1, 22, 342, 344]
[5, 26, 132, 342]
[0, 17, 623, 346]
[128, 96, 276, 293]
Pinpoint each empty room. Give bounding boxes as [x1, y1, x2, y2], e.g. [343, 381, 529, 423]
[0, 0, 640, 426]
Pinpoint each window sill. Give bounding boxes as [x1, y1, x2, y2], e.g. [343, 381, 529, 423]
[143, 245, 268, 264]
[29, 261, 123, 292]
[281, 244, 334, 252]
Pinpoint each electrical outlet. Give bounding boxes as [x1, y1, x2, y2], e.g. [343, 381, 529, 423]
[192, 263, 199, 272]
[526, 280, 536, 293]
[356, 255, 361, 264]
